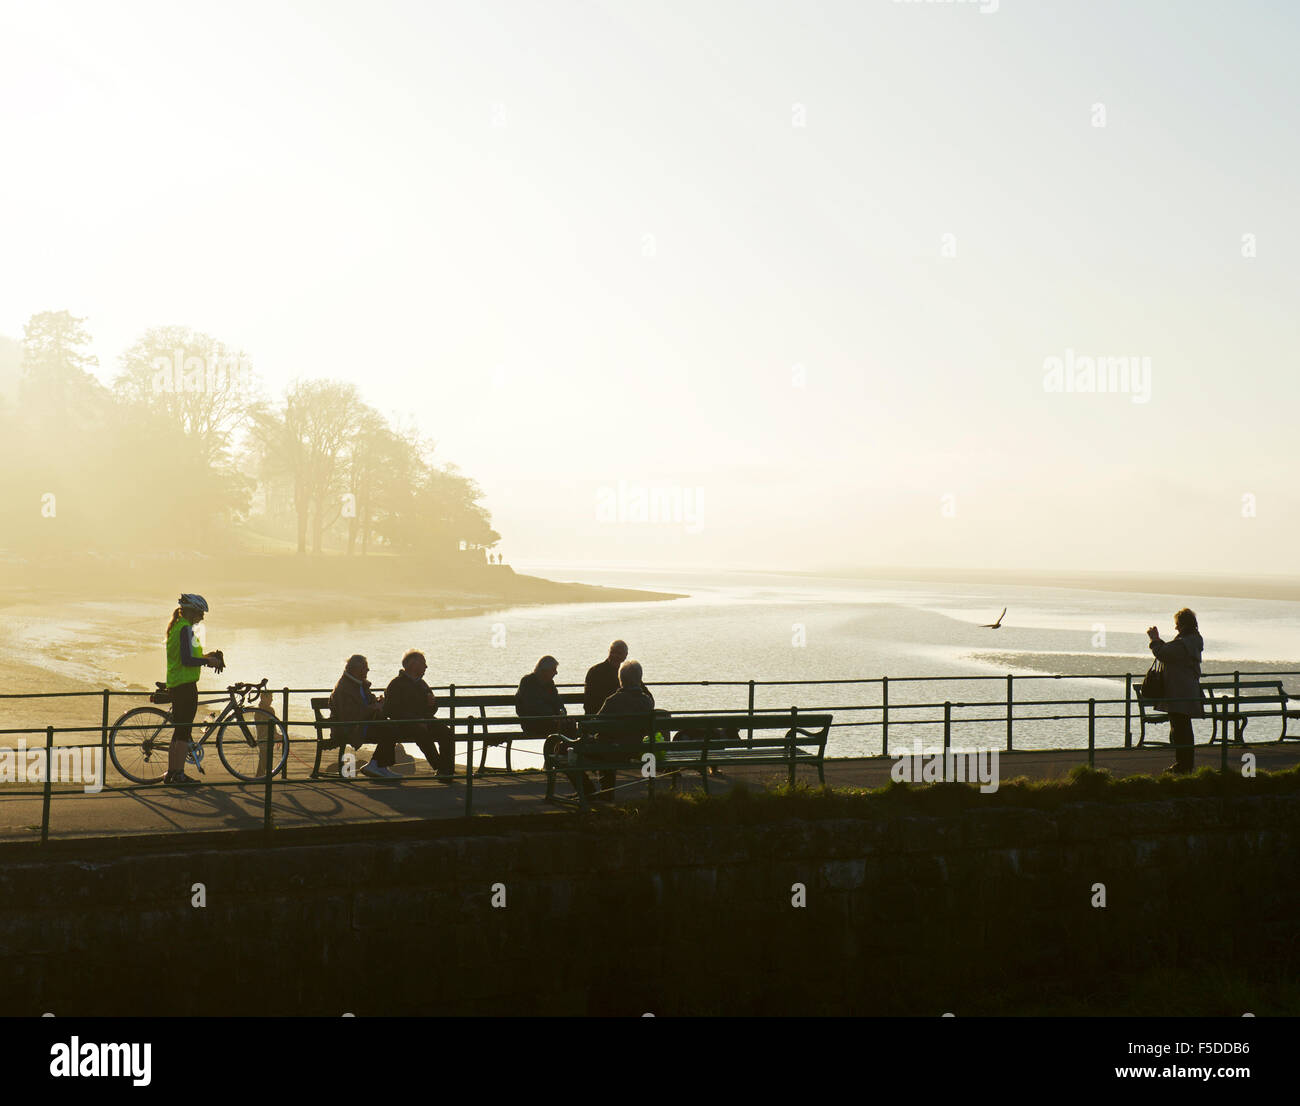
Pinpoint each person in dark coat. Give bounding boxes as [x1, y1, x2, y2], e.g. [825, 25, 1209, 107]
[515, 655, 571, 737]
[592, 659, 656, 801]
[1147, 608, 1205, 774]
[583, 640, 628, 715]
[517, 656, 589, 798]
[328, 654, 383, 771]
[380, 649, 457, 780]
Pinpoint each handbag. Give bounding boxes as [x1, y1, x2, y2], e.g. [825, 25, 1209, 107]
[1140, 661, 1165, 701]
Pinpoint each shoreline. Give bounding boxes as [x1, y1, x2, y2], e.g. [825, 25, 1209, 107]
[0, 562, 683, 727]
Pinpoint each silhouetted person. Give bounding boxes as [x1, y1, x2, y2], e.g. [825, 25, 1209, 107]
[380, 650, 457, 780]
[329, 654, 383, 773]
[518, 656, 589, 798]
[583, 639, 628, 715]
[593, 659, 656, 802]
[162, 593, 224, 787]
[1148, 608, 1204, 774]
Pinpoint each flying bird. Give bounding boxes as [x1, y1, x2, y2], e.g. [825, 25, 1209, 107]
[984, 608, 1006, 629]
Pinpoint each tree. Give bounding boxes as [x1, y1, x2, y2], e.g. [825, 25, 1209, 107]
[115, 326, 258, 466]
[250, 379, 364, 554]
[21, 310, 107, 421]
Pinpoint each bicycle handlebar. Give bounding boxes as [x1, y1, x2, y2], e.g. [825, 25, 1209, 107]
[227, 677, 270, 702]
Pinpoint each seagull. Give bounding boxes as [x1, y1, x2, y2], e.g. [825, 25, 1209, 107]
[983, 608, 1006, 629]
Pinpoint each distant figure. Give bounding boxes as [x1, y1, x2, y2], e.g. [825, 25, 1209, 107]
[1148, 609, 1204, 774]
[592, 659, 657, 802]
[379, 650, 457, 780]
[329, 654, 383, 770]
[984, 608, 1007, 629]
[162, 593, 225, 787]
[583, 639, 628, 715]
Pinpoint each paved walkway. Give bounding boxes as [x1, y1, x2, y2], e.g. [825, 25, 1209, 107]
[1, 742, 1296, 845]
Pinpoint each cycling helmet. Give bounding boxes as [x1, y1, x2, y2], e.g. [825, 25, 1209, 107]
[178, 593, 209, 613]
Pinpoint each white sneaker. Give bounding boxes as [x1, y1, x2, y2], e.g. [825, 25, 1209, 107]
[361, 761, 403, 780]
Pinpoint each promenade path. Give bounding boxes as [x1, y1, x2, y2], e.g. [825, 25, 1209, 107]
[1, 744, 1297, 845]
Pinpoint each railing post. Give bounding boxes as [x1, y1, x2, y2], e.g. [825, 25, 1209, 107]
[881, 677, 889, 758]
[100, 689, 110, 771]
[943, 701, 951, 753]
[788, 705, 798, 787]
[281, 687, 291, 778]
[1123, 673, 1132, 749]
[1005, 674, 1013, 752]
[1225, 670, 1239, 772]
[1088, 698, 1095, 769]
[747, 680, 755, 748]
[41, 726, 54, 845]
[263, 719, 274, 839]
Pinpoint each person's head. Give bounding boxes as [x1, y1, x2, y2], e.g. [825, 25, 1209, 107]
[535, 655, 559, 681]
[618, 659, 643, 689]
[608, 639, 628, 664]
[1174, 608, 1199, 635]
[402, 649, 427, 679]
[168, 593, 208, 636]
[346, 654, 369, 679]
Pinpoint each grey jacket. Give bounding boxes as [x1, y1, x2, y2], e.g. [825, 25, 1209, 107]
[1149, 630, 1205, 718]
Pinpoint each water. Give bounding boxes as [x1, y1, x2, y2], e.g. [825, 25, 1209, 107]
[114, 565, 1300, 762]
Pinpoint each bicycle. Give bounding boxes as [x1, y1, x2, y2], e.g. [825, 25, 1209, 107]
[108, 677, 289, 784]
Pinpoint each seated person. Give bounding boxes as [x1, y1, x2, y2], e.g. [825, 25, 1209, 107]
[517, 656, 588, 797]
[592, 659, 656, 802]
[378, 650, 457, 781]
[583, 640, 627, 715]
[328, 654, 383, 769]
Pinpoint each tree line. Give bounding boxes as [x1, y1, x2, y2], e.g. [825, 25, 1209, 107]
[0, 310, 500, 557]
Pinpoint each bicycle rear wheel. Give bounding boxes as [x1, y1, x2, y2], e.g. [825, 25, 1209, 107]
[217, 707, 289, 781]
[108, 707, 172, 784]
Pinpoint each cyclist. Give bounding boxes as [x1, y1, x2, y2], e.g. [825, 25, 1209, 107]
[163, 593, 225, 786]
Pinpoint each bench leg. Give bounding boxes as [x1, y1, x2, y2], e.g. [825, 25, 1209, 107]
[311, 740, 323, 779]
[505, 738, 513, 773]
[477, 736, 489, 776]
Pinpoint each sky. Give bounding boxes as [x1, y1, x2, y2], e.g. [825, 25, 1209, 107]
[1, 0, 1298, 576]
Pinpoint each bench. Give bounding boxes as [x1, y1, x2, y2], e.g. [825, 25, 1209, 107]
[445, 691, 587, 775]
[309, 697, 370, 778]
[544, 710, 833, 811]
[1133, 678, 1300, 746]
[1203, 681, 1300, 744]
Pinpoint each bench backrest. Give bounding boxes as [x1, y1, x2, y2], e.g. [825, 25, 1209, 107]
[445, 691, 586, 718]
[1203, 681, 1288, 709]
[575, 712, 832, 747]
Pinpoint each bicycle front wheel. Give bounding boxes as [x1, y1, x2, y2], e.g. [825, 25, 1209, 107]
[108, 706, 172, 784]
[216, 707, 289, 781]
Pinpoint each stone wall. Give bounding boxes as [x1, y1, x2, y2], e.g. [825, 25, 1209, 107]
[1, 794, 1297, 1015]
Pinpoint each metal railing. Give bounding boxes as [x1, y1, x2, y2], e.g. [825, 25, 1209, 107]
[1, 668, 1297, 843]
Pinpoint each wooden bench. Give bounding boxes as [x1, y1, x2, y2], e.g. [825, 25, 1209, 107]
[1203, 681, 1300, 744]
[544, 710, 833, 810]
[309, 697, 359, 778]
[1133, 678, 1300, 746]
[445, 690, 587, 775]
[1132, 684, 1215, 746]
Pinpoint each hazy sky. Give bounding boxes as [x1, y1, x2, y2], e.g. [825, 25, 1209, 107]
[2, 0, 1297, 575]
